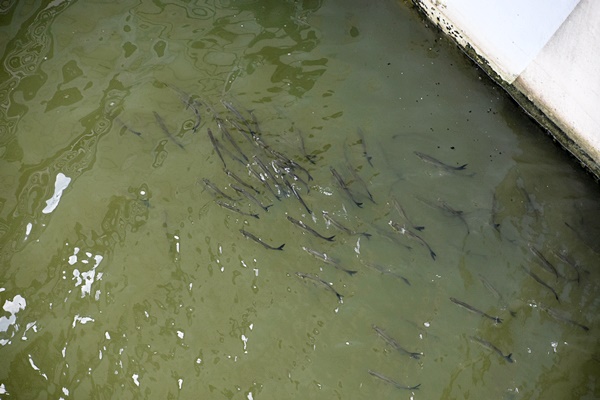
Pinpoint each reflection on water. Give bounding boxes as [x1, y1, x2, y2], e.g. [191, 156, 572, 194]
[0, 0, 599, 399]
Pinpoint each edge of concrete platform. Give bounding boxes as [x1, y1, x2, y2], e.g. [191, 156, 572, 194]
[408, 0, 600, 181]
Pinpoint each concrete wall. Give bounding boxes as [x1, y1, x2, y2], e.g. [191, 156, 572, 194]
[412, 0, 600, 178]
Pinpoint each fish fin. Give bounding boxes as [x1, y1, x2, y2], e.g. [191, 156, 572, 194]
[276, 243, 285, 250]
[414, 226, 425, 231]
[252, 214, 260, 219]
[347, 270, 358, 276]
[326, 235, 336, 241]
[356, 201, 363, 208]
[430, 251, 436, 260]
[265, 204, 274, 211]
[361, 232, 372, 239]
[457, 163, 468, 170]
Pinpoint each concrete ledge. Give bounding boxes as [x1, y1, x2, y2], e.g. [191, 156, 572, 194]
[411, 0, 600, 179]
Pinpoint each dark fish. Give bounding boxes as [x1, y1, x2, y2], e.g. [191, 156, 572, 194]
[330, 167, 363, 208]
[295, 272, 343, 303]
[302, 246, 357, 276]
[449, 297, 502, 323]
[221, 99, 257, 136]
[287, 216, 334, 242]
[230, 184, 273, 212]
[240, 229, 284, 250]
[202, 178, 238, 202]
[414, 151, 467, 171]
[346, 160, 375, 204]
[362, 262, 410, 286]
[357, 127, 373, 167]
[372, 325, 422, 359]
[217, 118, 249, 162]
[284, 179, 312, 214]
[224, 169, 261, 194]
[322, 211, 371, 238]
[207, 128, 227, 167]
[550, 248, 582, 284]
[216, 201, 259, 219]
[389, 221, 436, 260]
[367, 370, 421, 391]
[226, 117, 255, 144]
[490, 191, 501, 231]
[522, 266, 560, 302]
[469, 336, 514, 363]
[298, 129, 316, 164]
[189, 100, 202, 132]
[418, 196, 469, 234]
[116, 118, 142, 137]
[529, 245, 561, 279]
[539, 305, 589, 332]
[391, 197, 424, 231]
[153, 111, 185, 149]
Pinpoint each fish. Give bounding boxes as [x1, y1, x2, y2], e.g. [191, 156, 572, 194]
[449, 297, 502, 323]
[116, 118, 142, 137]
[153, 111, 185, 149]
[372, 325, 422, 359]
[550, 248, 582, 283]
[346, 160, 375, 204]
[287, 216, 334, 242]
[330, 167, 363, 208]
[529, 245, 561, 279]
[248, 164, 280, 200]
[418, 196, 470, 234]
[224, 169, 261, 194]
[521, 266, 560, 302]
[240, 229, 284, 250]
[302, 246, 357, 276]
[391, 197, 424, 231]
[367, 370, 421, 391]
[322, 211, 371, 238]
[217, 118, 249, 162]
[284, 179, 312, 215]
[298, 129, 316, 164]
[206, 128, 227, 167]
[389, 221, 436, 260]
[362, 262, 410, 286]
[202, 178, 238, 202]
[216, 201, 259, 219]
[469, 336, 514, 363]
[295, 272, 343, 303]
[221, 99, 257, 136]
[253, 155, 279, 183]
[539, 305, 589, 332]
[490, 191, 501, 231]
[357, 127, 374, 167]
[414, 151, 467, 171]
[271, 149, 314, 181]
[230, 184, 273, 212]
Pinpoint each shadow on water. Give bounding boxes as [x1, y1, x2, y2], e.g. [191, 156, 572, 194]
[0, 0, 599, 399]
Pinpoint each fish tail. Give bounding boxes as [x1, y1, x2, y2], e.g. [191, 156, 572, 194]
[326, 235, 336, 242]
[346, 270, 358, 276]
[251, 213, 260, 219]
[275, 243, 285, 250]
[457, 164, 468, 170]
[430, 251, 436, 260]
[414, 226, 425, 231]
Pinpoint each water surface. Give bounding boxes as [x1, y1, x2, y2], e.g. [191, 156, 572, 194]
[0, 0, 599, 399]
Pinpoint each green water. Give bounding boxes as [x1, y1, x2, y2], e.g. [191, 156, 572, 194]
[1, 0, 599, 399]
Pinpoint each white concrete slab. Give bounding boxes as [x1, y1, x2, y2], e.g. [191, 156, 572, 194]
[515, 0, 600, 163]
[438, 0, 579, 82]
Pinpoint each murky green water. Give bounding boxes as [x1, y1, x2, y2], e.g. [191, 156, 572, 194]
[1, 0, 599, 399]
